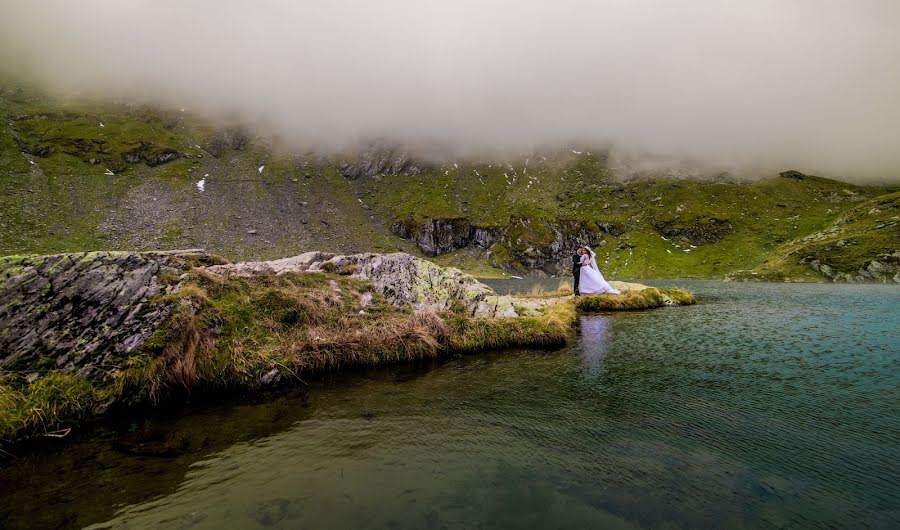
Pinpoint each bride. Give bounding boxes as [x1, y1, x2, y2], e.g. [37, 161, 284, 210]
[578, 246, 621, 295]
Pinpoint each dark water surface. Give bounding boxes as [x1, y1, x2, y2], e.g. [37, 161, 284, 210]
[1, 282, 898, 529]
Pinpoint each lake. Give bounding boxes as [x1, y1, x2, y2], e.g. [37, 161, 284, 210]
[1, 281, 898, 529]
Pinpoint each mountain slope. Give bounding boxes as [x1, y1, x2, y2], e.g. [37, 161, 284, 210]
[731, 191, 900, 282]
[0, 82, 896, 280]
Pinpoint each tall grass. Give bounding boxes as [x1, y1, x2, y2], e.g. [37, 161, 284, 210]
[0, 371, 100, 443]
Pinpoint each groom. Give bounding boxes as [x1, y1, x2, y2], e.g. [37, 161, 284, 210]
[572, 247, 584, 296]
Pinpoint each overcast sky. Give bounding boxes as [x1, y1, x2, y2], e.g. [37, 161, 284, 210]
[1, 0, 899, 181]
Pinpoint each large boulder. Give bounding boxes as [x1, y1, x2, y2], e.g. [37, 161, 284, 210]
[0, 250, 213, 381]
[203, 251, 497, 314]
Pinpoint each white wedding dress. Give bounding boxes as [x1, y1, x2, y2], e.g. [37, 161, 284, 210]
[579, 247, 621, 295]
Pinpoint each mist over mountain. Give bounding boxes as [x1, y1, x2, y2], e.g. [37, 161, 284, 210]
[2, 0, 899, 181]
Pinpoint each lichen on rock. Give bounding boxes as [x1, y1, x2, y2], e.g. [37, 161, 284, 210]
[0, 250, 215, 382]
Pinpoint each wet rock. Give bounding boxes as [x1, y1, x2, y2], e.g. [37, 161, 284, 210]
[259, 368, 281, 386]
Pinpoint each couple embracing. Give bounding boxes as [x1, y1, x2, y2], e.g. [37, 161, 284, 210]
[572, 246, 620, 296]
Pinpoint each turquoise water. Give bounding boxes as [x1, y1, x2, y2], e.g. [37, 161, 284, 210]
[1, 282, 898, 529]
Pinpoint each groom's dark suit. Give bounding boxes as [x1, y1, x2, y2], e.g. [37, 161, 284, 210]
[572, 252, 581, 296]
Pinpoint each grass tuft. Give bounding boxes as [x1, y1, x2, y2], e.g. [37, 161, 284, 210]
[0, 371, 99, 443]
[576, 287, 695, 311]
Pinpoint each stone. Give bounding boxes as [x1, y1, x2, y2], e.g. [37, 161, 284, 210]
[338, 144, 430, 180]
[0, 250, 214, 382]
[204, 252, 497, 315]
[651, 217, 732, 245]
[779, 170, 807, 180]
[202, 126, 250, 157]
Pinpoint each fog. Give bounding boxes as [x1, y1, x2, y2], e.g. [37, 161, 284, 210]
[1, 0, 899, 181]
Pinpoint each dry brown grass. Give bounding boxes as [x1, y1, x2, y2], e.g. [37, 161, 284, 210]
[130, 272, 577, 400]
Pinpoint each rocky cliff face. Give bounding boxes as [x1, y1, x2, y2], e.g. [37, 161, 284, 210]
[0, 250, 215, 381]
[392, 219, 498, 257]
[339, 145, 430, 180]
[391, 217, 623, 275]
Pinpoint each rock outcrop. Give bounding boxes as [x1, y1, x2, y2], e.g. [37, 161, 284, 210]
[391, 218, 623, 275]
[338, 145, 430, 180]
[122, 144, 182, 167]
[1, 249, 696, 389]
[203, 251, 498, 314]
[392, 218, 498, 256]
[497, 221, 623, 275]
[651, 216, 732, 245]
[806, 253, 900, 283]
[202, 126, 250, 157]
[0, 250, 214, 381]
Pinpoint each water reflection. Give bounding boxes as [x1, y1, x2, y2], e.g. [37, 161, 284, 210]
[578, 315, 610, 376]
[2, 282, 899, 529]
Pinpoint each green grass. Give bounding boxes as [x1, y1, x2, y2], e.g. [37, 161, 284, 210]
[355, 156, 889, 278]
[734, 191, 900, 281]
[576, 287, 696, 311]
[0, 371, 103, 443]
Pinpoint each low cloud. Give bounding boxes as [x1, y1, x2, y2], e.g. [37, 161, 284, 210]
[1, 0, 899, 181]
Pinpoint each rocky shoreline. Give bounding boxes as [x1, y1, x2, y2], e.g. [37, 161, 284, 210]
[0, 249, 693, 446]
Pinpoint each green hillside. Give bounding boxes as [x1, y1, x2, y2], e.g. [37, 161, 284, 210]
[1, 82, 896, 281]
[731, 191, 900, 282]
